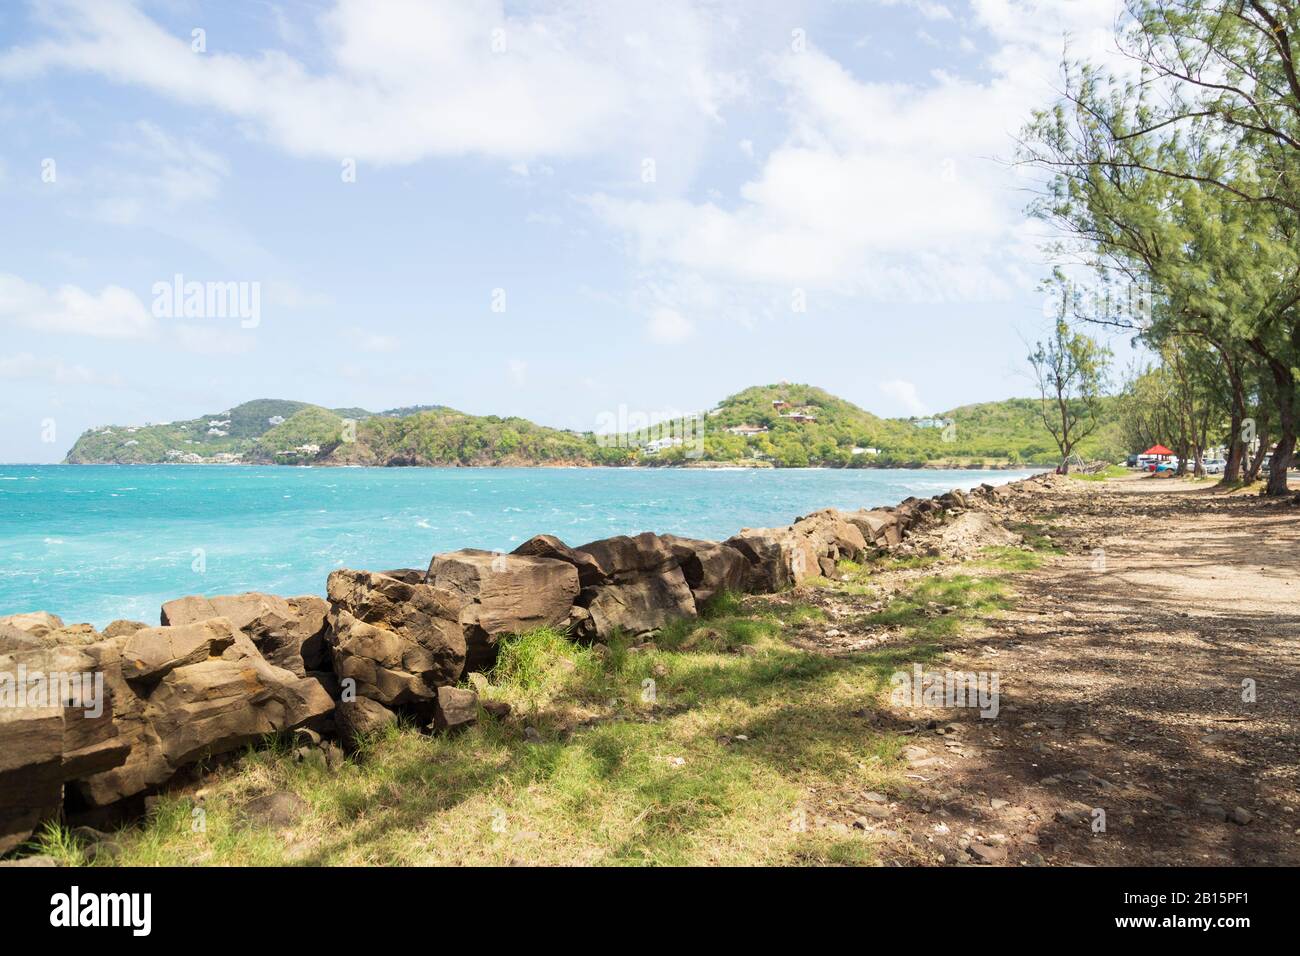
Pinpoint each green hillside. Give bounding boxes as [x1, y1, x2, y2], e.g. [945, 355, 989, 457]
[325, 408, 608, 466]
[64, 386, 1124, 468]
[931, 396, 1125, 465]
[65, 399, 319, 464]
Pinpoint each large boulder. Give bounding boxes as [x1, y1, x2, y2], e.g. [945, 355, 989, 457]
[0, 635, 130, 852]
[432, 686, 478, 733]
[574, 532, 676, 581]
[160, 592, 329, 676]
[0, 611, 64, 639]
[843, 509, 904, 549]
[325, 570, 466, 708]
[581, 571, 697, 639]
[427, 549, 580, 670]
[659, 535, 748, 605]
[72, 628, 333, 808]
[120, 618, 238, 683]
[510, 535, 606, 588]
[723, 528, 821, 592]
[0, 612, 100, 647]
[792, 509, 869, 563]
[335, 697, 397, 747]
[569, 533, 698, 639]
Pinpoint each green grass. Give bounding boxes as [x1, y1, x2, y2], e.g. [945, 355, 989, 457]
[974, 545, 1044, 571]
[1068, 464, 1128, 481]
[40, 567, 1025, 867]
[1006, 520, 1063, 554]
[848, 574, 1014, 643]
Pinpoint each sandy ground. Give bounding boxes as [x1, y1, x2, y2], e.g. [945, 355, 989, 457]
[832, 475, 1299, 866]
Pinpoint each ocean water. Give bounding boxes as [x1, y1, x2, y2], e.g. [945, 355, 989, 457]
[0, 465, 1035, 628]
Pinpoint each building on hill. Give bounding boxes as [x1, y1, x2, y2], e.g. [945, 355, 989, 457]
[727, 424, 769, 436]
[781, 409, 818, 423]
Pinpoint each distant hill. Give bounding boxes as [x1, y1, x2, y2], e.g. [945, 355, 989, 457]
[64, 387, 1124, 467]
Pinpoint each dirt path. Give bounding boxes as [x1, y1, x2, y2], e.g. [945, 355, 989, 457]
[870, 476, 1300, 865]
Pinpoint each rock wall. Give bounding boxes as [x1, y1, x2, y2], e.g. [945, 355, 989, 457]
[0, 474, 1050, 854]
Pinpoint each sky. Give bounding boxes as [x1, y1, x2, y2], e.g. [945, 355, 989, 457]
[0, 0, 1140, 463]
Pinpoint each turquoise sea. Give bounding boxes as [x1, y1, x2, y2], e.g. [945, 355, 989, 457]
[0, 465, 1035, 628]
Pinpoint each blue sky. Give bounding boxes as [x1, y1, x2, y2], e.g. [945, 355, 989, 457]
[0, 0, 1136, 463]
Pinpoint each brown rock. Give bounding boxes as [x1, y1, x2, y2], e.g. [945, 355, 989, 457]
[241, 791, 308, 829]
[160, 591, 329, 676]
[574, 532, 677, 582]
[72, 632, 333, 808]
[433, 686, 478, 733]
[582, 569, 697, 639]
[428, 549, 580, 670]
[121, 618, 238, 683]
[659, 535, 748, 605]
[335, 696, 397, 746]
[102, 620, 148, 639]
[0, 640, 128, 853]
[793, 509, 869, 562]
[723, 527, 821, 592]
[842, 510, 903, 548]
[325, 569, 466, 707]
[511, 534, 606, 588]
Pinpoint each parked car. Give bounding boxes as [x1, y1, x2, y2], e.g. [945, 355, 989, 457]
[1203, 459, 1227, 474]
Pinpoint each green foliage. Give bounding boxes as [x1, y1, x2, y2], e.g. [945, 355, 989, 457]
[65, 385, 1125, 467]
[251, 407, 349, 462]
[1027, 317, 1113, 469]
[65, 398, 319, 463]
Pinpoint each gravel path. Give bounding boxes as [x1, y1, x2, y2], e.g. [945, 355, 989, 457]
[867, 476, 1299, 865]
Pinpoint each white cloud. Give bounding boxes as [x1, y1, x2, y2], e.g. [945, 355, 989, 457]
[879, 379, 929, 416]
[112, 121, 230, 204]
[646, 308, 694, 345]
[0, 273, 154, 338]
[589, 1, 1124, 306]
[876, 0, 956, 21]
[0, 352, 124, 386]
[0, 0, 747, 166]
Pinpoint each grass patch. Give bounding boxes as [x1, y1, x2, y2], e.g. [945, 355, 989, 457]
[75, 567, 1024, 867]
[1068, 464, 1128, 482]
[850, 574, 1014, 643]
[1007, 521, 1063, 554]
[974, 545, 1043, 571]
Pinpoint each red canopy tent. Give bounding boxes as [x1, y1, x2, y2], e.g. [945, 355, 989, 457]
[1142, 444, 1174, 458]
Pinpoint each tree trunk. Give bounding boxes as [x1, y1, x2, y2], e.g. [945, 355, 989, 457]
[1265, 363, 1296, 496]
[1221, 354, 1247, 484]
[1223, 407, 1244, 484]
[1246, 426, 1269, 482]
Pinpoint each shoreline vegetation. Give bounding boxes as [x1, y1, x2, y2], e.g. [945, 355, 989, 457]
[62, 383, 1125, 470]
[0, 470, 1048, 862]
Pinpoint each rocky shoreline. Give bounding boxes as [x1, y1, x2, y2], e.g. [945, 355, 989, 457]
[61, 459, 1033, 470]
[0, 473, 1053, 857]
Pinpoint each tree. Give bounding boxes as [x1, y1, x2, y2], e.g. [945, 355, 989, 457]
[1017, 27, 1300, 492]
[1028, 318, 1113, 472]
